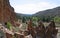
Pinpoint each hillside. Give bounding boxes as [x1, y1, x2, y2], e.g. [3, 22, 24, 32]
[16, 13, 32, 16]
[33, 6, 60, 17]
[16, 13, 32, 19]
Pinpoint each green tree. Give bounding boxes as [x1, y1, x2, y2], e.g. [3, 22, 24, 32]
[32, 17, 38, 21]
[54, 16, 60, 23]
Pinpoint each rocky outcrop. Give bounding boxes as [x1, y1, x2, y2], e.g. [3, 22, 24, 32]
[0, 0, 16, 26]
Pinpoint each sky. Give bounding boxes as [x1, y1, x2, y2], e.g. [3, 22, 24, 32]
[10, 0, 60, 14]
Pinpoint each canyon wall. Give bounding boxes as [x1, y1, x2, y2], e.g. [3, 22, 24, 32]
[0, 0, 16, 26]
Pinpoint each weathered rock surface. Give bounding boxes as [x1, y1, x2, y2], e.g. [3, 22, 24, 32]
[0, 0, 16, 26]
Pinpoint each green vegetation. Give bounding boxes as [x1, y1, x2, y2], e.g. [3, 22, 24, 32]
[32, 17, 38, 21]
[6, 22, 12, 30]
[54, 16, 60, 23]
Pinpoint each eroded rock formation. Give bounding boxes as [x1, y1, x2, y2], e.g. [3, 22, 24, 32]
[0, 0, 16, 26]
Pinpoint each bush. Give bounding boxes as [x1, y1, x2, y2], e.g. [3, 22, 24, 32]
[6, 22, 12, 30]
[54, 16, 60, 23]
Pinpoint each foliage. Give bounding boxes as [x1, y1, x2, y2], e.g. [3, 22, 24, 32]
[22, 17, 26, 23]
[32, 17, 38, 21]
[54, 16, 60, 23]
[6, 22, 12, 30]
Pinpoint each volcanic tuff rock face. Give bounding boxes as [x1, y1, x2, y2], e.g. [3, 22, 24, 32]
[0, 0, 16, 25]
